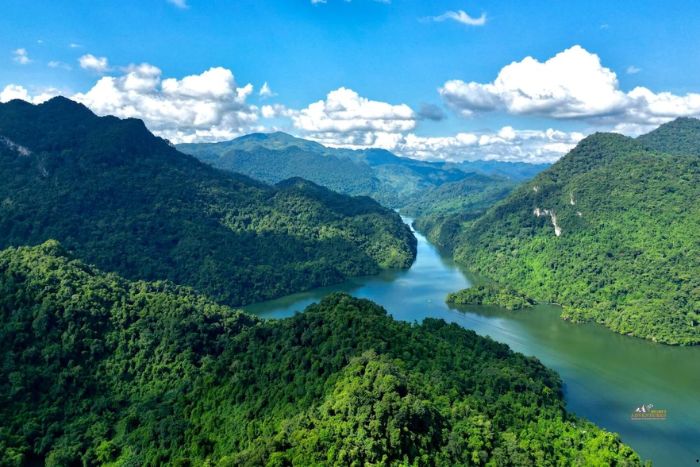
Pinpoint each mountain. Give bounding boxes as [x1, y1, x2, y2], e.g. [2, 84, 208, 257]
[178, 133, 538, 208]
[180, 135, 380, 197]
[638, 117, 700, 155]
[401, 172, 516, 219]
[416, 120, 700, 345]
[0, 97, 416, 306]
[0, 242, 640, 465]
[448, 160, 551, 181]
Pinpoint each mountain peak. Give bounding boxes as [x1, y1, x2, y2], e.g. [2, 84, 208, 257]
[637, 117, 700, 155]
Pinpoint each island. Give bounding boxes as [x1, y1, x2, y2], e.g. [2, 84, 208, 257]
[447, 285, 536, 311]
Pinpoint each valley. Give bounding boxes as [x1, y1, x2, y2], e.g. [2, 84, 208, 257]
[248, 219, 700, 467]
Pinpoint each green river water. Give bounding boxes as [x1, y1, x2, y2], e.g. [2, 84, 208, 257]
[246, 220, 700, 466]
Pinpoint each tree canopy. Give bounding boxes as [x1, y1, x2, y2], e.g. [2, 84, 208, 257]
[0, 242, 640, 466]
[0, 97, 416, 307]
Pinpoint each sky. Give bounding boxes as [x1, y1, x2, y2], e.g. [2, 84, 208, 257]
[2, 0, 700, 163]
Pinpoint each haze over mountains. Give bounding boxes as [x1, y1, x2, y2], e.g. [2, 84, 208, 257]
[416, 118, 700, 345]
[178, 132, 548, 209]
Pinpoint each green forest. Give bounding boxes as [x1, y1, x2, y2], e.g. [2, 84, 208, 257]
[0, 98, 416, 307]
[0, 242, 641, 466]
[447, 285, 536, 311]
[178, 131, 532, 209]
[416, 119, 700, 345]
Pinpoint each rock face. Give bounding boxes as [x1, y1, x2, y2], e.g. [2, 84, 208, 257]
[533, 207, 562, 236]
[0, 135, 31, 156]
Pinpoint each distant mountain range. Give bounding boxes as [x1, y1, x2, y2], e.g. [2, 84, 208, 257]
[0, 97, 416, 306]
[178, 132, 549, 208]
[417, 118, 700, 345]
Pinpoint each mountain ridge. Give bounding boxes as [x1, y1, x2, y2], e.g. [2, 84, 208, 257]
[415, 118, 700, 345]
[0, 97, 416, 306]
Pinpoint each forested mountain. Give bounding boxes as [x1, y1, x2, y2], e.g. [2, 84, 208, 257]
[0, 97, 415, 306]
[416, 119, 700, 345]
[178, 132, 543, 208]
[401, 173, 516, 219]
[0, 242, 640, 465]
[448, 160, 550, 182]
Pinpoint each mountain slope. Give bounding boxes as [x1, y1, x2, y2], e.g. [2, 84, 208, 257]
[420, 121, 700, 345]
[404, 173, 517, 251]
[178, 132, 527, 208]
[0, 97, 415, 306]
[0, 242, 641, 465]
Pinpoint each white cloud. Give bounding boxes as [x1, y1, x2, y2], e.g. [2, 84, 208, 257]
[282, 87, 574, 162]
[430, 10, 486, 26]
[69, 43, 82, 49]
[0, 84, 58, 104]
[440, 46, 626, 118]
[71, 64, 261, 143]
[259, 81, 276, 98]
[396, 127, 585, 163]
[626, 65, 641, 74]
[289, 87, 416, 147]
[79, 54, 110, 73]
[167, 0, 188, 8]
[12, 48, 31, 65]
[440, 45, 700, 132]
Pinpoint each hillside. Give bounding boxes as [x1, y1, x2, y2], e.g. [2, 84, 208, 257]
[0, 97, 416, 306]
[0, 242, 641, 465]
[178, 132, 540, 208]
[417, 120, 700, 345]
[402, 173, 516, 243]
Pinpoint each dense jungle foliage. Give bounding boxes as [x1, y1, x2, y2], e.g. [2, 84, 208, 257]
[0, 242, 641, 466]
[178, 132, 537, 208]
[0, 97, 416, 306]
[416, 120, 700, 345]
[400, 173, 515, 219]
[447, 285, 535, 311]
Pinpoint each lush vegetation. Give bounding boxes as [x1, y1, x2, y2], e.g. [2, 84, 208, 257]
[447, 285, 536, 311]
[0, 97, 416, 306]
[400, 173, 516, 219]
[416, 120, 700, 345]
[0, 242, 640, 466]
[179, 132, 542, 209]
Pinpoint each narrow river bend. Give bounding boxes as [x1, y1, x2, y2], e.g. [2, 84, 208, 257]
[245, 220, 700, 466]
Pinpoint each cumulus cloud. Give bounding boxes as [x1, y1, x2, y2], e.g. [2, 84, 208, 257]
[0, 84, 58, 104]
[282, 87, 576, 162]
[439, 45, 700, 133]
[72, 64, 260, 143]
[79, 54, 110, 73]
[12, 48, 31, 65]
[430, 10, 486, 26]
[440, 46, 626, 118]
[396, 127, 585, 163]
[289, 87, 416, 148]
[626, 65, 641, 75]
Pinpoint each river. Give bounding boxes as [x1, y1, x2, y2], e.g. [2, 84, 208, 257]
[245, 220, 700, 466]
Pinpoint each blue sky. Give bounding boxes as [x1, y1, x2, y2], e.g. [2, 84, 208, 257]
[2, 0, 700, 162]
